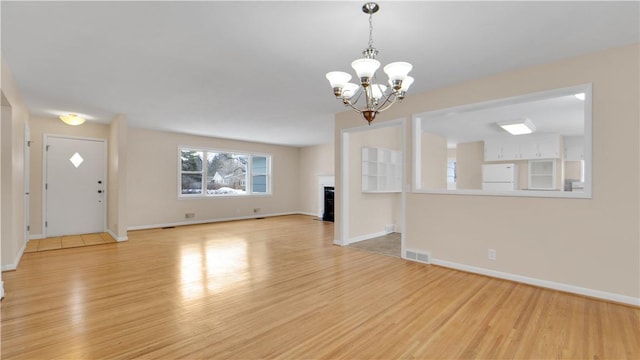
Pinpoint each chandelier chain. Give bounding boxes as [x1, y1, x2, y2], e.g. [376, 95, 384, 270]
[368, 11, 374, 49]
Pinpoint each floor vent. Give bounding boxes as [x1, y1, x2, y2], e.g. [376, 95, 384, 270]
[405, 249, 431, 264]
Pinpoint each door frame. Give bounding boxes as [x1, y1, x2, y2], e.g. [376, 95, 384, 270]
[42, 134, 107, 237]
[338, 118, 407, 258]
[24, 124, 30, 242]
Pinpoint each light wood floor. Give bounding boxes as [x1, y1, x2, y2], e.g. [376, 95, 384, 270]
[1, 215, 638, 359]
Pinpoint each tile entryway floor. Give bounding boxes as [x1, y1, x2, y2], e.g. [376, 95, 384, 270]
[347, 232, 401, 258]
[25, 233, 116, 253]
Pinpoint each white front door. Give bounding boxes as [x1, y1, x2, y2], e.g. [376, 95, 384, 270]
[45, 136, 106, 237]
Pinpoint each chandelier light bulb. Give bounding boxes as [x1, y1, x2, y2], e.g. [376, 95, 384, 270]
[341, 83, 360, 99]
[325, 71, 352, 89]
[384, 62, 412, 81]
[371, 84, 387, 100]
[384, 62, 412, 90]
[400, 76, 414, 92]
[352, 58, 381, 82]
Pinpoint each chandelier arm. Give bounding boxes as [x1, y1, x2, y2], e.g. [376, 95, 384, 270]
[376, 91, 396, 111]
[375, 92, 399, 112]
[350, 87, 365, 105]
[344, 101, 364, 113]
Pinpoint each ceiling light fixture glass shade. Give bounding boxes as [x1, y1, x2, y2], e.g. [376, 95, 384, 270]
[498, 118, 536, 135]
[326, 2, 414, 124]
[59, 114, 86, 126]
[341, 83, 360, 99]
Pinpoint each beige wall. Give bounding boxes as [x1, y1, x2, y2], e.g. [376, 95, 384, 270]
[347, 125, 402, 240]
[126, 128, 300, 228]
[28, 116, 110, 237]
[421, 131, 447, 189]
[336, 44, 639, 301]
[456, 141, 484, 190]
[298, 143, 334, 216]
[1, 57, 28, 270]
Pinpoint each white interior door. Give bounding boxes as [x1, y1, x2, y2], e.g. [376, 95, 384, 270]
[45, 136, 106, 237]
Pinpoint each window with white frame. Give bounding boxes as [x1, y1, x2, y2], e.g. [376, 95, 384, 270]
[179, 148, 271, 196]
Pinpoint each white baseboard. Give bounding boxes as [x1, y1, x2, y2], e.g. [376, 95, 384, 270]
[1, 241, 26, 272]
[333, 239, 343, 246]
[29, 233, 45, 240]
[431, 258, 640, 307]
[127, 212, 299, 231]
[0, 281, 4, 300]
[107, 229, 128, 242]
[298, 211, 319, 217]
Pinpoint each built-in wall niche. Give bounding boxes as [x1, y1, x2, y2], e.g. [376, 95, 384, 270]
[362, 146, 402, 193]
[412, 84, 592, 198]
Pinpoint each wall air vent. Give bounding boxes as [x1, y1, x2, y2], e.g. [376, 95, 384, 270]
[405, 249, 431, 264]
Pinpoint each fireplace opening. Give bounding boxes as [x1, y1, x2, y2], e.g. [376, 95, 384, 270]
[322, 186, 334, 222]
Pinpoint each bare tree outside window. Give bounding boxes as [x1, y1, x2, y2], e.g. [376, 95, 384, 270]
[179, 148, 270, 197]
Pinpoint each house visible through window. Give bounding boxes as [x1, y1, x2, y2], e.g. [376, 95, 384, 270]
[180, 148, 271, 196]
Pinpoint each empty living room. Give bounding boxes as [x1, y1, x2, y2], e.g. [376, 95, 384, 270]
[1, 1, 639, 359]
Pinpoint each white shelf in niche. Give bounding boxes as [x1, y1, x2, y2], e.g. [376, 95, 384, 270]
[362, 147, 402, 193]
[528, 159, 557, 190]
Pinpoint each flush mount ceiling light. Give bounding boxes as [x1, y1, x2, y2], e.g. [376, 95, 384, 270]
[498, 118, 536, 135]
[326, 2, 414, 125]
[59, 114, 86, 126]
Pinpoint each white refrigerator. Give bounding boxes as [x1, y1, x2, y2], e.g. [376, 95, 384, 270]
[482, 163, 518, 191]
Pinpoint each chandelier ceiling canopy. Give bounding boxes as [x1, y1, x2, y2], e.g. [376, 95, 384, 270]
[326, 2, 414, 124]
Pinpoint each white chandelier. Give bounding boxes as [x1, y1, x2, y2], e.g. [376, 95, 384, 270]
[326, 2, 414, 124]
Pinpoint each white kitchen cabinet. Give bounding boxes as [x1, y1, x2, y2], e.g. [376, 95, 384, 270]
[485, 134, 561, 161]
[519, 134, 561, 159]
[362, 147, 402, 193]
[501, 139, 520, 160]
[528, 159, 558, 190]
[536, 135, 561, 158]
[484, 139, 503, 161]
[563, 136, 585, 161]
[484, 137, 520, 161]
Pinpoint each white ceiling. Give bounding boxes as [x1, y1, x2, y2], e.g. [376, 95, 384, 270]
[1, 1, 638, 147]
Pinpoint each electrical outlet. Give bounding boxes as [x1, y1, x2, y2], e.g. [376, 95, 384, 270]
[185, 213, 195, 219]
[488, 249, 497, 261]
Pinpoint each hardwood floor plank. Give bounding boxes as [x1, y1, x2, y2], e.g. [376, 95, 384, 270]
[1, 215, 638, 359]
[36, 237, 61, 251]
[61, 235, 84, 248]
